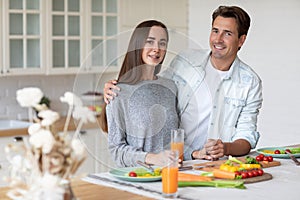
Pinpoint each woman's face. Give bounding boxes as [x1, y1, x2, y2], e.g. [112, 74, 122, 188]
[142, 26, 168, 66]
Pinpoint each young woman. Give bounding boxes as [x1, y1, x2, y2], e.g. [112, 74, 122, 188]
[100, 20, 179, 167]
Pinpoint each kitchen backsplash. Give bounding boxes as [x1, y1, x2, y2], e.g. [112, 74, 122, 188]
[0, 73, 117, 120]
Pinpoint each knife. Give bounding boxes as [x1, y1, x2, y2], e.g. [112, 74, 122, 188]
[136, 160, 155, 173]
[285, 150, 300, 166]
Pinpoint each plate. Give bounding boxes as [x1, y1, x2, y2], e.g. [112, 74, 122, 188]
[256, 147, 300, 158]
[109, 167, 162, 182]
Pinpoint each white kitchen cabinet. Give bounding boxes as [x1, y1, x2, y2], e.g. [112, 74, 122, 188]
[94, 129, 116, 173]
[1, 0, 188, 76]
[68, 128, 115, 175]
[0, 0, 120, 76]
[65, 129, 96, 175]
[1, 0, 46, 76]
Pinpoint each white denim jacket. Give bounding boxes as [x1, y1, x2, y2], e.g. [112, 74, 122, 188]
[161, 49, 263, 159]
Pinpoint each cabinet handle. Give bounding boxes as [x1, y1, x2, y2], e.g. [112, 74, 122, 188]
[13, 136, 23, 142]
[80, 130, 87, 135]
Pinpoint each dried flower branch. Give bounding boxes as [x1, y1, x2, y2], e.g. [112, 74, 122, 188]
[7, 87, 92, 200]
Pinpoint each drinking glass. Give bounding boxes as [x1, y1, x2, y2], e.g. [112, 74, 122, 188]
[171, 129, 184, 165]
[162, 150, 179, 198]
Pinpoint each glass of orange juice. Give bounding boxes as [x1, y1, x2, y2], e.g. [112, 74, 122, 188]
[171, 129, 184, 165]
[162, 150, 179, 198]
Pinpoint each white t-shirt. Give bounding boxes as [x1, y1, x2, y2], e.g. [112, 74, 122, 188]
[181, 58, 229, 155]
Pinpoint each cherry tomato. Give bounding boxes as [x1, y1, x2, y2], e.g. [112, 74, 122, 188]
[247, 171, 254, 178]
[257, 169, 264, 176]
[263, 156, 269, 162]
[252, 170, 258, 177]
[267, 156, 273, 162]
[274, 149, 281, 154]
[234, 171, 241, 176]
[241, 171, 248, 179]
[256, 155, 263, 162]
[128, 171, 137, 177]
[285, 149, 291, 154]
[258, 154, 265, 159]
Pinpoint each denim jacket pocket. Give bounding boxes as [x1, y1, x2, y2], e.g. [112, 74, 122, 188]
[223, 97, 246, 126]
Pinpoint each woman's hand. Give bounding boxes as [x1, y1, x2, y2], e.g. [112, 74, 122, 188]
[103, 79, 120, 104]
[145, 151, 178, 167]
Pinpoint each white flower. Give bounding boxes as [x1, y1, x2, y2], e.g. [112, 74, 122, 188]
[38, 173, 65, 200]
[28, 123, 42, 135]
[10, 155, 23, 169]
[34, 103, 49, 112]
[71, 139, 85, 157]
[29, 129, 55, 154]
[16, 87, 43, 108]
[60, 92, 83, 107]
[73, 106, 96, 124]
[38, 110, 60, 127]
[40, 172, 61, 188]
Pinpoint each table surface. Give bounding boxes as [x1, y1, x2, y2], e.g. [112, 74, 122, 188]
[1, 150, 299, 200]
[0, 177, 154, 200]
[83, 151, 300, 200]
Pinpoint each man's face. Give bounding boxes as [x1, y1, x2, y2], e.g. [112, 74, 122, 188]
[209, 16, 246, 63]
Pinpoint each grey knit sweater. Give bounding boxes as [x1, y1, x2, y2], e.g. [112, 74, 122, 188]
[106, 76, 179, 167]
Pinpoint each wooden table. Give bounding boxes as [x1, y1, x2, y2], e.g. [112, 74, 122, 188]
[0, 178, 154, 200]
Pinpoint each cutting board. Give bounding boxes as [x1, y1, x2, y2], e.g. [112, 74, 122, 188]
[192, 156, 280, 184]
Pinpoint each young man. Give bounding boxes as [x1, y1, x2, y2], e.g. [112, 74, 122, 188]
[103, 6, 263, 160]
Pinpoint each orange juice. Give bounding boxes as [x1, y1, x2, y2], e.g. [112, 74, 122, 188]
[171, 142, 184, 163]
[162, 167, 178, 194]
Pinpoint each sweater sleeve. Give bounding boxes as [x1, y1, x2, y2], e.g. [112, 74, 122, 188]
[106, 99, 147, 167]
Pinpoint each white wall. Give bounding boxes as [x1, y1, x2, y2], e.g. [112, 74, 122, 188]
[0, 73, 119, 120]
[189, 0, 300, 148]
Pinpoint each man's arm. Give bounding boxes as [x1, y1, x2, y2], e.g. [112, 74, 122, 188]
[191, 138, 251, 160]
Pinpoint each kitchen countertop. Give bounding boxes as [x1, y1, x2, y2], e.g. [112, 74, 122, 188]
[0, 116, 103, 137]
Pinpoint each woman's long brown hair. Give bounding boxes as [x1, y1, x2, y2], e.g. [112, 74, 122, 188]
[99, 20, 169, 133]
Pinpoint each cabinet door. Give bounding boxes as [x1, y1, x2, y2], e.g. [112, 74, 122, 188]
[48, 0, 120, 75]
[94, 129, 116, 173]
[2, 0, 45, 75]
[70, 129, 97, 175]
[80, 0, 120, 74]
[47, 0, 83, 74]
[71, 128, 116, 174]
